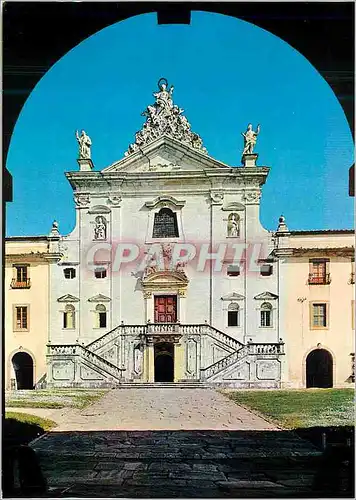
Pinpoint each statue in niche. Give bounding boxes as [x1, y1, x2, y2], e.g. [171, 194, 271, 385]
[94, 216, 107, 240]
[76, 130, 92, 159]
[227, 213, 240, 237]
[242, 124, 260, 155]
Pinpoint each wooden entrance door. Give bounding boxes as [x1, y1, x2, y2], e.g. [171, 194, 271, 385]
[154, 295, 177, 323]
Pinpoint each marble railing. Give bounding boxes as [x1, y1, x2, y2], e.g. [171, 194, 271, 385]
[201, 342, 285, 380]
[86, 323, 242, 353]
[147, 323, 180, 334]
[79, 345, 123, 380]
[248, 343, 285, 355]
[201, 346, 249, 380]
[47, 343, 123, 380]
[204, 325, 243, 351]
[86, 326, 121, 352]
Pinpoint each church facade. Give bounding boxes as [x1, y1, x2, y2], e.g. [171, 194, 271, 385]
[46, 79, 285, 388]
[9, 79, 352, 389]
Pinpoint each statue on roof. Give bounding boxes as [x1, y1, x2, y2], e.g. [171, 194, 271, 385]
[76, 130, 92, 159]
[153, 78, 174, 112]
[242, 124, 260, 155]
[124, 78, 207, 157]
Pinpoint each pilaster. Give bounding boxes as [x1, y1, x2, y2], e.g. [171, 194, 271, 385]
[174, 343, 184, 382]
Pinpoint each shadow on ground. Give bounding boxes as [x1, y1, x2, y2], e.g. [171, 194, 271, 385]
[3, 419, 47, 497]
[3, 425, 349, 498]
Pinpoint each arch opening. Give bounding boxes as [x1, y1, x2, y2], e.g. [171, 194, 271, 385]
[306, 348, 333, 388]
[12, 352, 34, 390]
[154, 342, 174, 382]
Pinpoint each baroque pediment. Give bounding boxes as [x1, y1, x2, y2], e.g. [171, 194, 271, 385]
[254, 291, 279, 300]
[142, 270, 189, 286]
[57, 294, 80, 302]
[101, 136, 230, 174]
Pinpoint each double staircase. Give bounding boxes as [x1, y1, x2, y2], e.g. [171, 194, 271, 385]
[47, 323, 284, 387]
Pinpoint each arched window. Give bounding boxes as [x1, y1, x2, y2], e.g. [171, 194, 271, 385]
[152, 208, 179, 238]
[227, 213, 240, 237]
[228, 302, 239, 327]
[260, 302, 272, 327]
[63, 304, 75, 329]
[95, 304, 107, 328]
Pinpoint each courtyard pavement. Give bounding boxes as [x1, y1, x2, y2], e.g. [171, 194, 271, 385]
[28, 388, 325, 497]
[48, 388, 278, 432]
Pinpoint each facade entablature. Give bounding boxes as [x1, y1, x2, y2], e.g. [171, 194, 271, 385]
[282, 246, 354, 257]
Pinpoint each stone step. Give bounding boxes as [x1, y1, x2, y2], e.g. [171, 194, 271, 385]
[116, 382, 210, 389]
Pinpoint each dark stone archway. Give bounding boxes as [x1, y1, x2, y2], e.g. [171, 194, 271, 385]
[306, 348, 333, 388]
[3, 2, 354, 171]
[12, 352, 34, 390]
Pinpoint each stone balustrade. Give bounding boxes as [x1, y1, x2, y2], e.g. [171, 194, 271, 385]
[201, 342, 285, 380]
[248, 343, 285, 355]
[201, 346, 249, 380]
[47, 343, 123, 380]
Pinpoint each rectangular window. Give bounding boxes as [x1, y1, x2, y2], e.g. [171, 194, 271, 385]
[14, 306, 28, 330]
[260, 264, 273, 276]
[16, 266, 28, 282]
[227, 265, 240, 277]
[11, 265, 30, 288]
[94, 268, 107, 279]
[311, 303, 327, 328]
[99, 312, 107, 328]
[309, 259, 330, 284]
[261, 310, 271, 327]
[63, 308, 75, 329]
[228, 311, 239, 326]
[64, 268, 76, 279]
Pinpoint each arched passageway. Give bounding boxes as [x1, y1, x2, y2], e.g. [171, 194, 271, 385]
[154, 343, 174, 382]
[12, 352, 34, 390]
[306, 349, 333, 388]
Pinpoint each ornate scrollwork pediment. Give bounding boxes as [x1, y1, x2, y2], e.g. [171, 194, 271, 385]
[141, 270, 189, 296]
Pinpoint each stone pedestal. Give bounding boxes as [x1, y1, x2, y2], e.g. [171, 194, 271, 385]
[242, 153, 258, 167]
[77, 158, 94, 171]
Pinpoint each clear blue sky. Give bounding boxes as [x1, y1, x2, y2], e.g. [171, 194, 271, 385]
[6, 12, 354, 236]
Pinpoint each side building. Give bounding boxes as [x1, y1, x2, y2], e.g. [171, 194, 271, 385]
[275, 219, 355, 388]
[5, 236, 57, 390]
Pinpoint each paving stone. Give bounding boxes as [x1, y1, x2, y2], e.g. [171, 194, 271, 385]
[124, 462, 148, 471]
[218, 480, 286, 489]
[29, 389, 327, 497]
[148, 462, 191, 472]
[192, 464, 219, 472]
